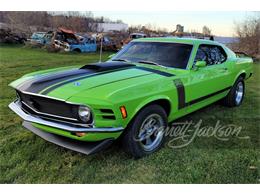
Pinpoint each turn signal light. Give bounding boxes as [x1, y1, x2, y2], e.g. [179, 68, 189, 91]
[75, 132, 86, 137]
[120, 106, 127, 119]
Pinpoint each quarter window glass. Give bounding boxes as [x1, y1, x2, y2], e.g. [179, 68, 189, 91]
[195, 45, 227, 66]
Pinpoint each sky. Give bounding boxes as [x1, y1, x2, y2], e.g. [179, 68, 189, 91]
[92, 11, 255, 36]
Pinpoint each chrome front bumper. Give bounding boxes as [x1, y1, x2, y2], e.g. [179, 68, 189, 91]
[9, 101, 124, 133]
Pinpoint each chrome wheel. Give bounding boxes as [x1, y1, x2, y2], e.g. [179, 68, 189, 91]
[235, 81, 244, 105]
[137, 114, 164, 152]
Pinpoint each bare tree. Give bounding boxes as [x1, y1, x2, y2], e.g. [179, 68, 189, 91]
[233, 13, 260, 59]
[202, 25, 211, 36]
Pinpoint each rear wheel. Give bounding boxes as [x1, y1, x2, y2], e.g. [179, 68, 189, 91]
[223, 76, 245, 107]
[122, 104, 167, 158]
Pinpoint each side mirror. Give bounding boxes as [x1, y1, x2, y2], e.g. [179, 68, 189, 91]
[195, 61, 207, 68]
[108, 54, 116, 59]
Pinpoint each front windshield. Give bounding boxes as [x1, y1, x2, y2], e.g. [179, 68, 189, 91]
[112, 42, 193, 69]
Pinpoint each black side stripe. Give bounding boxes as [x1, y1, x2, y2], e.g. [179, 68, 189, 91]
[173, 79, 231, 109]
[186, 86, 231, 106]
[173, 79, 186, 109]
[135, 67, 175, 77]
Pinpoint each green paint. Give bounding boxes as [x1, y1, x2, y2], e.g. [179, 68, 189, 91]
[9, 38, 253, 143]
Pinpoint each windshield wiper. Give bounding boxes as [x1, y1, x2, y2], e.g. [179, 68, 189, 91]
[138, 60, 167, 68]
[112, 58, 130, 62]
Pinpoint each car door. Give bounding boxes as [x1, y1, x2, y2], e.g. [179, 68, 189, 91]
[83, 40, 95, 52]
[184, 44, 230, 106]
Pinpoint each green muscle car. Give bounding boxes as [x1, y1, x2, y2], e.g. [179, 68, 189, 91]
[9, 38, 253, 158]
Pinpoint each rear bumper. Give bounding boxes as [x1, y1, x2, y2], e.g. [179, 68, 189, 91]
[9, 101, 124, 133]
[22, 121, 114, 155]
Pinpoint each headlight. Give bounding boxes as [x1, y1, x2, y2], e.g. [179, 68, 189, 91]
[78, 105, 91, 123]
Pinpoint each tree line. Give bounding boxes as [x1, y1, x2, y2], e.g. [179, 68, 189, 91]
[0, 11, 124, 33]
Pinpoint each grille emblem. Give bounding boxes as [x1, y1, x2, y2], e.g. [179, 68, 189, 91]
[74, 82, 81, 86]
[28, 99, 40, 110]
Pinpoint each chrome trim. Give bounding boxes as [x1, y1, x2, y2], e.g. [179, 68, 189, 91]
[186, 44, 196, 70]
[21, 101, 78, 121]
[9, 101, 124, 132]
[132, 40, 194, 45]
[17, 90, 81, 105]
[31, 114, 91, 127]
[16, 90, 95, 126]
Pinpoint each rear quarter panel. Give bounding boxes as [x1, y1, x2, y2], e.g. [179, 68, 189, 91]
[234, 57, 253, 80]
[227, 57, 253, 85]
[223, 46, 253, 84]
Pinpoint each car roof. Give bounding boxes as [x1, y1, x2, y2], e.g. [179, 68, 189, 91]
[132, 37, 223, 46]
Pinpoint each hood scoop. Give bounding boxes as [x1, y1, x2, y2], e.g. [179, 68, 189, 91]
[80, 61, 136, 72]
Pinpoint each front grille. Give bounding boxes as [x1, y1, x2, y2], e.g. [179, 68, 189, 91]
[17, 90, 86, 125]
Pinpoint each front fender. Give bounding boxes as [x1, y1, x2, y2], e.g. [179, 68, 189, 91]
[126, 95, 171, 125]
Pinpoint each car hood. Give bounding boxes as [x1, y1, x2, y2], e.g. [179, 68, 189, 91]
[10, 61, 176, 101]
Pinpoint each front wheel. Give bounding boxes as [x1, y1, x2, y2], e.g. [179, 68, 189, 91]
[222, 76, 245, 107]
[122, 104, 167, 158]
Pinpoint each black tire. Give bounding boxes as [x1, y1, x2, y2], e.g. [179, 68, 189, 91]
[222, 76, 245, 107]
[121, 104, 167, 158]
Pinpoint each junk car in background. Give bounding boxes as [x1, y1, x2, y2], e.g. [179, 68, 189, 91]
[30, 32, 46, 44]
[121, 32, 147, 46]
[95, 32, 128, 51]
[28, 28, 97, 53]
[51, 28, 97, 53]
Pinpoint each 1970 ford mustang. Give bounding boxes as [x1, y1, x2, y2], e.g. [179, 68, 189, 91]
[9, 38, 253, 158]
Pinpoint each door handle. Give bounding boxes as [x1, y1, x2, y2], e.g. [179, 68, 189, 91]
[220, 67, 228, 71]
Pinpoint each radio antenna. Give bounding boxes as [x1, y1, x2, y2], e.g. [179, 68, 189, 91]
[99, 34, 103, 63]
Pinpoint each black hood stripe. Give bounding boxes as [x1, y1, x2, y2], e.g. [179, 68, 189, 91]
[17, 69, 95, 93]
[41, 66, 175, 95]
[135, 66, 175, 77]
[16, 61, 175, 95]
[41, 67, 133, 95]
[16, 62, 135, 94]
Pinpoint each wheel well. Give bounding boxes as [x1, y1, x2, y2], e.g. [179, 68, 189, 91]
[239, 72, 246, 79]
[73, 48, 81, 52]
[122, 99, 171, 132]
[144, 99, 171, 116]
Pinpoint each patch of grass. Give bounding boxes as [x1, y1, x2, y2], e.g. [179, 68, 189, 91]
[0, 44, 259, 183]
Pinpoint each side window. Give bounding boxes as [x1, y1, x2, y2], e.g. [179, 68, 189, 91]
[195, 44, 227, 66]
[213, 46, 227, 64]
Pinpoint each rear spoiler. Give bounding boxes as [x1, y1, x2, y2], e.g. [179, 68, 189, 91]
[234, 51, 250, 58]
